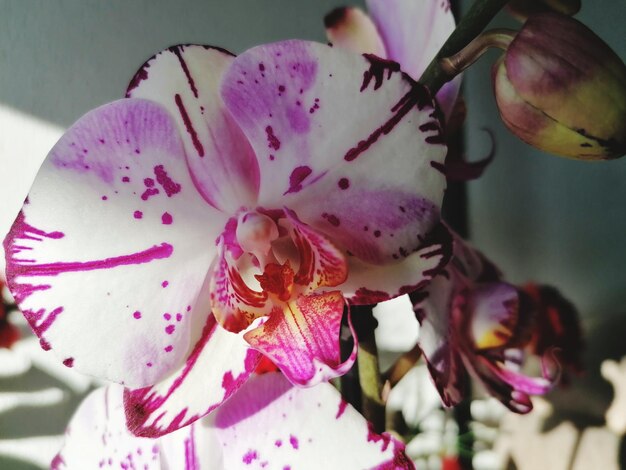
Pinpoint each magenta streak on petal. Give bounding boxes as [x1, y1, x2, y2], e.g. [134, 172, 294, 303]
[283, 166, 312, 195]
[360, 54, 401, 92]
[174, 94, 205, 157]
[50, 453, 65, 470]
[62, 357, 74, 367]
[169, 46, 199, 99]
[10, 243, 173, 277]
[289, 435, 299, 449]
[367, 422, 392, 451]
[127, 67, 149, 95]
[124, 316, 259, 437]
[154, 165, 182, 197]
[335, 399, 348, 419]
[374, 438, 415, 470]
[221, 351, 260, 392]
[161, 212, 173, 225]
[184, 424, 199, 470]
[265, 126, 281, 150]
[5, 212, 172, 339]
[345, 63, 437, 162]
[26, 306, 63, 337]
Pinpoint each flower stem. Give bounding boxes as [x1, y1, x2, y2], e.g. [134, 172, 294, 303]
[440, 29, 516, 77]
[382, 344, 422, 388]
[353, 305, 386, 433]
[419, 0, 512, 94]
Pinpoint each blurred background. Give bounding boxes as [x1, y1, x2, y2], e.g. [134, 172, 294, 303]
[0, 1, 624, 468]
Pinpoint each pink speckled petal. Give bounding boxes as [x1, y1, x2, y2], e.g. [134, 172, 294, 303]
[244, 292, 356, 387]
[222, 40, 447, 265]
[470, 283, 519, 350]
[366, 0, 461, 119]
[467, 353, 555, 414]
[127, 45, 259, 213]
[342, 223, 452, 304]
[411, 272, 467, 407]
[209, 240, 270, 333]
[52, 385, 219, 469]
[325, 7, 387, 57]
[125, 314, 261, 437]
[4, 99, 225, 387]
[212, 372, 414, 469]
[284, 209, 348, 291]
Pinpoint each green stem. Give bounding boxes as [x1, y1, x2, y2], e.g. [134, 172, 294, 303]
[419, 0, 511, 94]
[353, 305, 385, 433]
[440, 28, 516, 78]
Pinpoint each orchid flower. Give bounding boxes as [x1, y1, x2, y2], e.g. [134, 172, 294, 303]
[412, 230, 559, 413]
[520, 283, 584, 384]
[53, 373, 415, 469]
[325, 0, 461, 121]
[4, 40, 451, 436]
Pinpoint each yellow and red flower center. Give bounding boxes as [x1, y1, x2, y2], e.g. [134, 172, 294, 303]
[255, 261, 295, 302]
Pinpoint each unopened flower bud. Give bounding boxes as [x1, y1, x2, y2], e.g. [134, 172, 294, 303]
[506, 0, 580, 22]
[493, 13, 626, 160]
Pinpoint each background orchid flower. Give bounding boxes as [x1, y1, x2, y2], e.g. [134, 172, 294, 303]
[325, 0, 461, 122]
[4, 39, 450, 437]
[411, 230, 560, 413]
[520, 283, 584, 384]
[54, 373, 415, 469]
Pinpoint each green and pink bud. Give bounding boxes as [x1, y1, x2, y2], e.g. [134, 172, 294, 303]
[493, 12, 626, 160]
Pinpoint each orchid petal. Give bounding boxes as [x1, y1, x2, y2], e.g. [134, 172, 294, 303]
[469, 283, 519, 350]
[222, 40, 447, 264]
[125, 314, 261, 437]
[324, 7, 387, 57]
[52, 385, 219, 469]
[127, 44, 259, 212]
[212, 372, 415, 469]
[366, 0, 461, 118]
[4, 99, 224, 387]
[284, 209, 348, 291]
[412, 274, 466, 407]
[373, 295, 419, 352]
[244, 291, 356, 387]
[209, 240, 270, 333]
[467, 354, 554, 414]
[343, 223, 453, 304]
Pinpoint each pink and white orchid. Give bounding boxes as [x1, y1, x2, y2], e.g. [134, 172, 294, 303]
[412, 231, 558, 413]
[325, 0, 461, 121]
[4, 40, 451, 437]
[53, 373, 414, 469]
